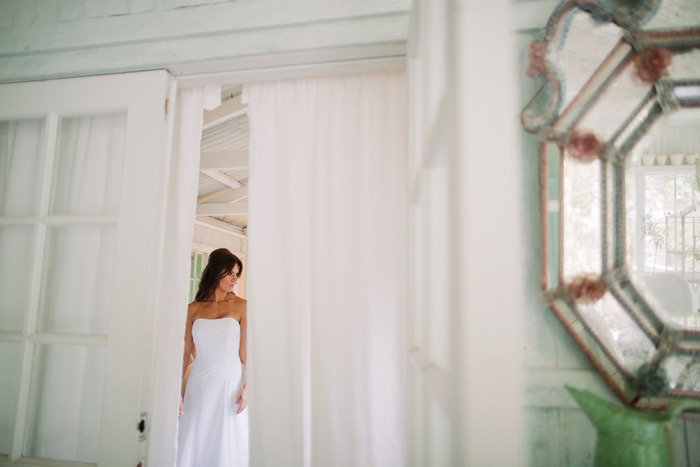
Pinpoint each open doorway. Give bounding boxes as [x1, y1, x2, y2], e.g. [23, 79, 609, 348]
[189, 84, 248, 300]
[176, 71, 410, 466]
[177, 83, 250, 465]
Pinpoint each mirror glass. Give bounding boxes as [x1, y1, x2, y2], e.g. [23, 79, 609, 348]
[524, 0, 700, 407]
[550, 11, 623, 113]
[623, 110, 700, 389]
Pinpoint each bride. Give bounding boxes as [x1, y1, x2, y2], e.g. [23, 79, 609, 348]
[177, 248, 249, 466]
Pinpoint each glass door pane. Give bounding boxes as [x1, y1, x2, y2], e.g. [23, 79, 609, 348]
[37, 225, 118, 335]
[0, 227, 33, 332]
[50, 113, 125, 216]
[0, 119, 46, 217]
[0, 343, 22, 455]
[23, 344, 106, 463]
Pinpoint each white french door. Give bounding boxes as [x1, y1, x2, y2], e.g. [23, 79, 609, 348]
[0, 71, 175, 466]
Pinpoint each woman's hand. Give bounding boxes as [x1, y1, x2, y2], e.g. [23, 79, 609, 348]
[179, 394, 184, 418]
[235, 384, 247, 414]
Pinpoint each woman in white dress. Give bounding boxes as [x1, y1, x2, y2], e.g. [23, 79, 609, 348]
[177, 248, 249, 467]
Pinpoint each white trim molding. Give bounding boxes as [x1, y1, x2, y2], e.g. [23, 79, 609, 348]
[0, 0, 411, 84]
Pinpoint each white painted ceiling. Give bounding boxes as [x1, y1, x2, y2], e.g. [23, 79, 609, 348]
[197, 84, 249, 235]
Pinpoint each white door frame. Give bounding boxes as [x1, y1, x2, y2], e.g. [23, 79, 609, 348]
[139, 55, 409, 467]
[174, 56, 406, 88]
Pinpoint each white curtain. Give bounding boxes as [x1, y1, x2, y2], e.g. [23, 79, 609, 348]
[148, 85, 220, 467]
[244, 70, 408, 467]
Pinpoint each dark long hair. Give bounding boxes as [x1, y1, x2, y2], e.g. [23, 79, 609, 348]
[194, 248, 243, 302]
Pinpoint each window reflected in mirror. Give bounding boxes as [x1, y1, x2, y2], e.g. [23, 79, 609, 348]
[627, 119, 700, 327]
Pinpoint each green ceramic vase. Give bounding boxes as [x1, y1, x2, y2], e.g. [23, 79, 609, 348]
[566, 386, 700, 467]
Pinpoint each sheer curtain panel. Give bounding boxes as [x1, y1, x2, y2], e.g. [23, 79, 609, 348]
[244, 70, 408, 467]
[149, 85, 221, 467]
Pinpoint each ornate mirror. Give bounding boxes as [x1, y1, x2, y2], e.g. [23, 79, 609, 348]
[523, 0, 700, 408]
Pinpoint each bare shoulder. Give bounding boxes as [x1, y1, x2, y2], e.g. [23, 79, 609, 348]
[187, 301, 202, 319]
[229, 294, 247, 307]
[226, 294, 247, 316]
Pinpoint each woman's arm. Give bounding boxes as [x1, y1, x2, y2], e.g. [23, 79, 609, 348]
[236, 300, 247, 414]
[182, 303, 197, 396]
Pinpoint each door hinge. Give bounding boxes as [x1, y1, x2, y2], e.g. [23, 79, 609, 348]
[164, 99, 170, 118]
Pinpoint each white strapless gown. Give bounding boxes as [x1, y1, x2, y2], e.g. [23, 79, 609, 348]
[177, 317, 249, 467]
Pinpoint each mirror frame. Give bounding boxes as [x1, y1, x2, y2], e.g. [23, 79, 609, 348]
[523, 0, 700, 409]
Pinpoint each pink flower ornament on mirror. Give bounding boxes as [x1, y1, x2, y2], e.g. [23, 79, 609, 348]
[568, 274, 607, 304]
[526, 40, 548, 79]
[566, 131, 605, 164]
[633, 46, 672, 84]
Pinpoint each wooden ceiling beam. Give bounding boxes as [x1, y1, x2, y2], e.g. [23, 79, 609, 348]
[226, 186, 248, 203]
[200, 150, 248, 170]
[194, 217, 246, 239]
[196, 202, 248, 217]
[202, 93, 247, 130]
[197, 186, 248, 204]
[198, 187, 232, 204]
[201, 169, 242, 190]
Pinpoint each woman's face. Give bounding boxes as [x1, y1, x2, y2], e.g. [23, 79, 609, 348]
[217, 264, 240, 294]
